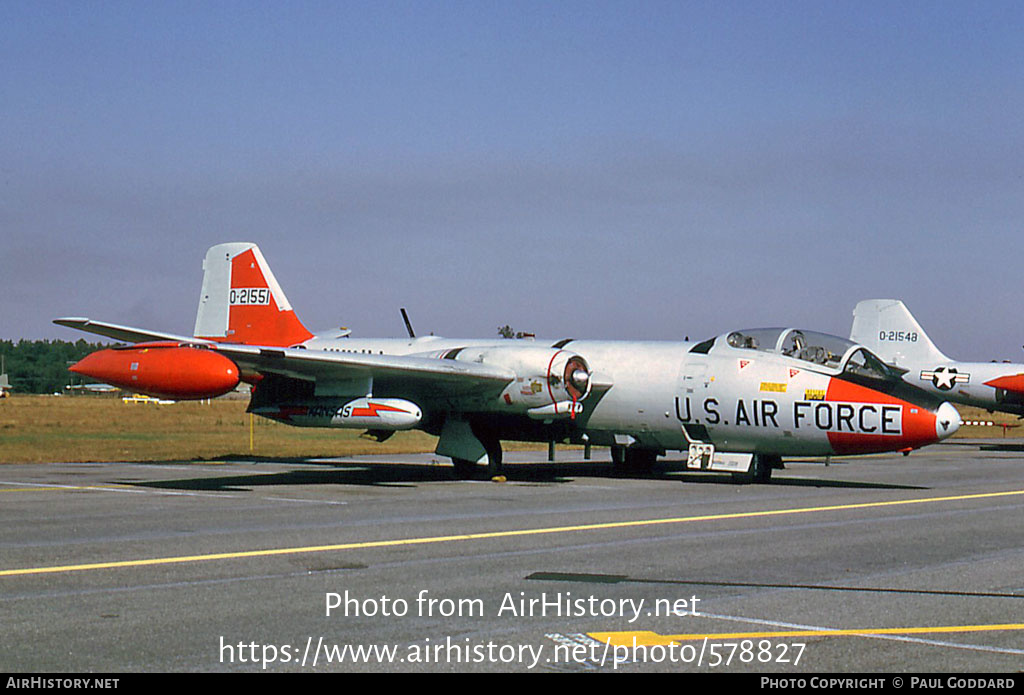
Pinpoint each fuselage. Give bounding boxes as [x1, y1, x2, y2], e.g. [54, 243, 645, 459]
[895, 361, 1024, 416]
[294, 328, 959, 458]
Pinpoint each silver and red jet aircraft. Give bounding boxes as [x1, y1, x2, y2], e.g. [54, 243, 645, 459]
[56, 243, 960, 482]
[852, 299, 1024, 417]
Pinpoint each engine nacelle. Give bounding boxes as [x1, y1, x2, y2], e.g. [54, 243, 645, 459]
[69, 342, 240, 400]
[448, 345, 592, 416]
[252, 397, 422, 429]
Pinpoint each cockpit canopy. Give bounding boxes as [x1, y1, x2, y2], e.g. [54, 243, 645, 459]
[705, 328, 904, 381]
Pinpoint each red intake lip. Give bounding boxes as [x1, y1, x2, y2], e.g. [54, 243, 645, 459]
[70, 345, 240, 400]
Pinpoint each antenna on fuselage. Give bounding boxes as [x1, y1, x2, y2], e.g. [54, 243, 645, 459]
[400, 308, 416, 339]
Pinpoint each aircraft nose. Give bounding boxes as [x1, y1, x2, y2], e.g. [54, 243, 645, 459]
[935, 401, 961, 440]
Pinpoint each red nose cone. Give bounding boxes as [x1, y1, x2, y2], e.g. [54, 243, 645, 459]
[824, 378, 946, 455]
[70, 345, 240, 400]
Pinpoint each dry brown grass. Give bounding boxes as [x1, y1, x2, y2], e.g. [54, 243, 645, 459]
[0, 394, 442, 463]
[952, 405, 1023, 439]
[0, 395, 1015, 464]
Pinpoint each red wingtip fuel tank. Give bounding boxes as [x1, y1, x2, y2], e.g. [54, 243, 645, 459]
[69, 342, 240, 400]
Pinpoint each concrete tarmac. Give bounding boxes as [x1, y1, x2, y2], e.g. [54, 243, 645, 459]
[1, 440, 1022, 672]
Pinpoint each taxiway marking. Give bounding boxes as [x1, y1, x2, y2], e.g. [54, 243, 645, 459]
[592, 610, 1024, 656]
[0, 484, 133, 493]
[2, 488, 1022, 578]
[592, 623, 1024, 644]
[0, 480, 238, 499]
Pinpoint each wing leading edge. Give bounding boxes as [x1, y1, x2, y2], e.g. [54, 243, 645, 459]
[54, 318, 209, 346]
[217, 344, 514, 396]
[54, 317, 514, 398]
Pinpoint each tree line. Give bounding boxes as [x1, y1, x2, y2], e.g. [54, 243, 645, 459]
[3, 329, 537, 394]
[0, 339, 107, 394]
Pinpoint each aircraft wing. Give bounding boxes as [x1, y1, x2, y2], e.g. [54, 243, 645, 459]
[54, 317, 514, 398]
[53, 318, 212, 346]
[216, 344, 515, 396]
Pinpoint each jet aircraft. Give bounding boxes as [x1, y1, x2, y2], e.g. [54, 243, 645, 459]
[56, 244, 960, 482]
[852, 299, 1024, 417]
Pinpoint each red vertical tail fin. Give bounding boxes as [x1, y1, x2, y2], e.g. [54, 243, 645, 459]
[193, 243, 313, 347]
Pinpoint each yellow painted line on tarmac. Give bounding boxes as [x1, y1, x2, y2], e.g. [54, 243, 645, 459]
[591, 623, 1024, 646]
[0, 487, 75, 492]
[2, 488, 1023, 578]
[0, 485, 133, 493]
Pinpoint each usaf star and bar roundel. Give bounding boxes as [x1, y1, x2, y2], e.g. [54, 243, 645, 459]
[920, 365, 970, 391]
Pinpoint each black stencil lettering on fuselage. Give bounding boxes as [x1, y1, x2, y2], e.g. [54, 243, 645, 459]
[835, 403, 855, 432]
[675, 396, 695, 423]
[735, 400, 751, 426]
[881, 405, 900, 434]
[734, 399, 780, 428]
[815, 403, 832, 430]
[793, 401, 902, 435]
[858, 405, 877, 432]
[703, 398, 720, 424]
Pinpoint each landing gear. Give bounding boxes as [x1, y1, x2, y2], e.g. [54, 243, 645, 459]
[732, 454, 779, 484]
[611, 446, 658, 475]
[451, 458, 478, 478]
[450, 427, 503, 479]
[482, 437, 503, 476]
[477, 427, 502, 476]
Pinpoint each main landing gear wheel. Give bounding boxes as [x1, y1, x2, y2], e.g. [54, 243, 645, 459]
[451, 458, 478, 478]
[732, 454, 778, 484]
[451, 430, 503, 479]
[478, 429, 503, 477]
[611, 446, 658, 475]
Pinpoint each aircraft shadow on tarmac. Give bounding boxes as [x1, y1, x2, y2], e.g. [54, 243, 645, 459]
[979, 443, 1024, 452]
[121, 458, 925, 492]
[942, 440, 1024, 455]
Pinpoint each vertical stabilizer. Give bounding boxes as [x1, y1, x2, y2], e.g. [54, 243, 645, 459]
[851, 299, 949, 366]
[194, 243, 314, 346]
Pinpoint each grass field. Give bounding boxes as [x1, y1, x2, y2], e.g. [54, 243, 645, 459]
[0, 395, 1018, 464]
[0, 395, 443, 463]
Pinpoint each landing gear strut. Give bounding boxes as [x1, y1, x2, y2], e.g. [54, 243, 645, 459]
[451, 426, 503, 479]
[732, 454, 779, 484]
[611, 445, 658, 475]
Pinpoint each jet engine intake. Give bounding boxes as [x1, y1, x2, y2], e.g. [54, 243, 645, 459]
[451, 345, 592, 414]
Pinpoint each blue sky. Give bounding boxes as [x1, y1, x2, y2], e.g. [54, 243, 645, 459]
[3, 1, 1023, 359]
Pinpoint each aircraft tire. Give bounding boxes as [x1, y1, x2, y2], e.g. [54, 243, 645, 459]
[483, 440, 503, 476]
[469, 423, 503, 476]
[450, 440, 503, 479]
[451, 458, 479, 479]
[732, 454, 775, 484]
[613, 447, 658, 475]
[757, 454, 780, 482]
